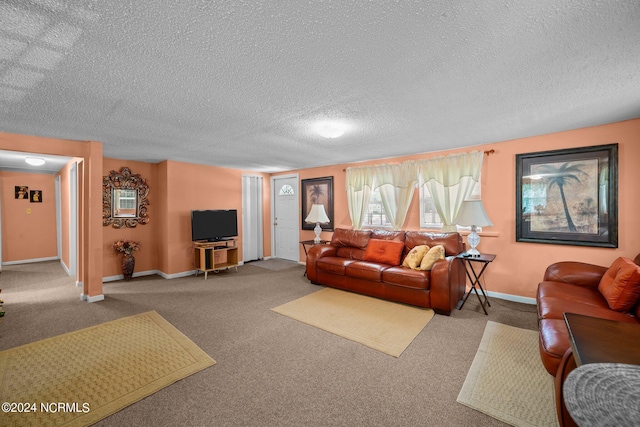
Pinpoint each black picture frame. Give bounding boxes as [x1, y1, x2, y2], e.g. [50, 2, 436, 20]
[15, 186, 28, 199]
[301, 176, 334, 231]
[29, 190, 43, 203]
[516, 144, 618, 248]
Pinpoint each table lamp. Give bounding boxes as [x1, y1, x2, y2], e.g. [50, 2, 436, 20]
[454, 200, 493, 257]
[305, 204, 330, 243]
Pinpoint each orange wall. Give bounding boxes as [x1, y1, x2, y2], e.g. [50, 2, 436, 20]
[0, 132, 103, 299]
[160, 161, 271, 275]
[102, 158, 159, 278]
[276, 118, 640, 300]
[0, 171, 57, 261]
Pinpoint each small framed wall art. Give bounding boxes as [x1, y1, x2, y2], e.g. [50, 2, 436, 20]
[515, 143, 618, 248]
[15, 186, 28, 199]
[30, 190, 42, 203]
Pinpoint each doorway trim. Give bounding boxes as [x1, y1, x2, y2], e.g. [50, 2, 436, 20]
[270, 173, 299, 261]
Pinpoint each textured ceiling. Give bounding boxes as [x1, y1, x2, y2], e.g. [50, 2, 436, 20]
[0, 1, 639, 173]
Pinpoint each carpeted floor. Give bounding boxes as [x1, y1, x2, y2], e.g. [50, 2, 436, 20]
[0, 260, 541, 426]
[457, 321, 557, 427]
[272, 288, 435, 357]
[0, 311, 215, 426]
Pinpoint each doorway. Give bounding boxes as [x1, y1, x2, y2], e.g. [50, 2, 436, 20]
[242, 175, 263, 262]
[271, 175, 299, 262]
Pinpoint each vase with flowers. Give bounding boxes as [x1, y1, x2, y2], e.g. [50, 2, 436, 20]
[113, 239, 140, 280]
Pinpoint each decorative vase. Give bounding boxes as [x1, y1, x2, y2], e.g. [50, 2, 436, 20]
[122, 254, 135, 280]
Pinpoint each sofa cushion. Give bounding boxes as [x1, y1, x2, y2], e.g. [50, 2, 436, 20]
[363, 239, 405, 265]
[402, 245, 429, 269]
[382, 266, 430, 290]
[336, 247, 366, 260]
[405, 231, 463, 256]
[537, 281, 608, 308]
[346, 261, 386, 281]
[598, 257, 640, 312]
[538, 296, 639, 323]
[419, 245, 445, 270]
[316, 257, 354, 275]
[330, 228, 371, 249]
[370, 229, 405, 242]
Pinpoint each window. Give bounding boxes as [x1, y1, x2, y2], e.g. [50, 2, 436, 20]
[362, 187, 392, 228]
[279, 184, 294, 195]
[419, 177, 481, 229]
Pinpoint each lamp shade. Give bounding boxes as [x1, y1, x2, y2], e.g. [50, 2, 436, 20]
[305, 204, 330, 224]
[455, 200, 493, 227]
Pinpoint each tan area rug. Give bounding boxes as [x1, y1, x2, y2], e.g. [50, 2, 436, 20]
[0, 311, 215, 426]
[271, 288, 434, 357]
[457, 321, 558, 427]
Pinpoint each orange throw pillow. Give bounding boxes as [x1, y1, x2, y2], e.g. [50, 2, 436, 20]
[364, 239, 405, 266]
[598, 257, 640, 312]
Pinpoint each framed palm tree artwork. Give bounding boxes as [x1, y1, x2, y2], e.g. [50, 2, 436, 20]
[516, 144, 618, 247]
[301, 176, 334, 231]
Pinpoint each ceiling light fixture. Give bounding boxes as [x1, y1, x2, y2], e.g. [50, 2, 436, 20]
[25, 157, 46, 166]
[314, 121, 348, 139]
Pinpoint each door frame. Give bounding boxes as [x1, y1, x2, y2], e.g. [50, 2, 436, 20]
[270, 173, 299, 261]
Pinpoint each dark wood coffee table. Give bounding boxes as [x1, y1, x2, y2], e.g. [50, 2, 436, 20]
[563, 312, 640, 366]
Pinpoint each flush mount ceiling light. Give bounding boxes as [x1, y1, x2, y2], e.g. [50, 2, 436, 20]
[25, 157, 46, 166]
[314, 120, 348, 139]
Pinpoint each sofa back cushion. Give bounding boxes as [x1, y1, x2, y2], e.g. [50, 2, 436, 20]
[404, 231, 463, 256]
[330, 228, 371, 249]
[598, 257, 640, 312]
[370, 229, 406, 242]
[363, 239, 405, 265]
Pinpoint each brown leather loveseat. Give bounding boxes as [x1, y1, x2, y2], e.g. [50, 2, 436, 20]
[536, 253, 640, 426]
[536, 253, 640, 376]
[305, 228, 466, 315]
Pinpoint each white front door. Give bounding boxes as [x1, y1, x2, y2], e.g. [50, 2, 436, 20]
[272, 175, 299, 262]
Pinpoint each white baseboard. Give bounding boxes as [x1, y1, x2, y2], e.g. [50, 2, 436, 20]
[81, 293, 105, 303]
[102, 269, 158, 283]
[485, 290, 536, 305]
[156, 270, 196, 279]
[60, 259, 71, 275]
[2, 256, 58, 265]
[76, 281, 83, 288]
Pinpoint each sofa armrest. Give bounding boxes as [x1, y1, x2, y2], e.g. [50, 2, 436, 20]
[429, 256, 466, 315]
[306, 244, 338, 282]
[543, 262, 608, 288]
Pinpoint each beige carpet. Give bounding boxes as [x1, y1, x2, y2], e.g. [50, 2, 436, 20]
[0, 311, 215, 426]
[457, 321, 558, 427]
[271, 288, 434, 357]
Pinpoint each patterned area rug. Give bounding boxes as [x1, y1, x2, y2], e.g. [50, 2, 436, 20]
[0, 311, 215, 426]
[272, 288, 434, 357]
[457, 321, 558, 427]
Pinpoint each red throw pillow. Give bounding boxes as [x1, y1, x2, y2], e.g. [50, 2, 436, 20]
[363, 239, 405, 266]
[598, 257, 640, 312]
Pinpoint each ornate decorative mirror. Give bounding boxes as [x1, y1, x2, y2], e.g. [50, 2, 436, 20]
[103, 167, 150, 228]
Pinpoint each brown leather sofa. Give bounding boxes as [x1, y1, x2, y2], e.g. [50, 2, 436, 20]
[305, 228, 466, 315]
[536, 254, 640, 426]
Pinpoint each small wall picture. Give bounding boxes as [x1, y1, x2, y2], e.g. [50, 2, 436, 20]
[30, 190, 42, 203]
[15, 186, 28, 199]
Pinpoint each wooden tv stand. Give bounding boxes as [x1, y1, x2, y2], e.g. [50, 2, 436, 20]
[193, 240, 239, 279]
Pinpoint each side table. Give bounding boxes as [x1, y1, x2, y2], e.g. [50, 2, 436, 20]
[300, 240, 329, 277]
[456, 253, 496, 315]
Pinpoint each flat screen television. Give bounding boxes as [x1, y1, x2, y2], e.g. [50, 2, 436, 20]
[191, 209, 238, 242]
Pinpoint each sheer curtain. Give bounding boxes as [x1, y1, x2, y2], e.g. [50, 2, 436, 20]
[418, 151, 483, 231]
[374, 163, 418, 230]
[345, 166, 375, 230]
